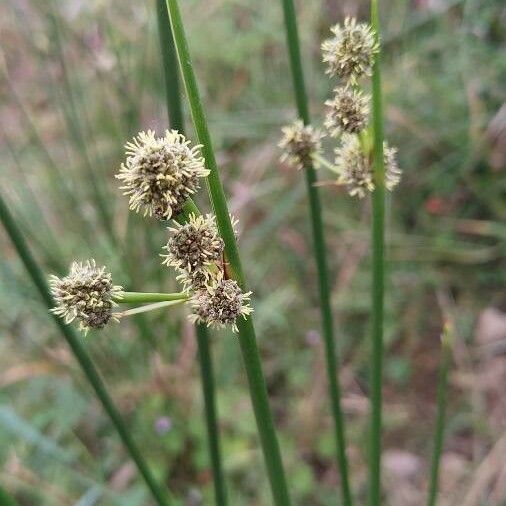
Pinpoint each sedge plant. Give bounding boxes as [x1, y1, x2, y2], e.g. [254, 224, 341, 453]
[155, 1, 228, 503]
[278, 1, 353, 504]
[277, 5, 401, 505]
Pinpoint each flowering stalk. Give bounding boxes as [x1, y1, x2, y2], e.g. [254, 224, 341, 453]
[369, 0, 385, 503]
[0, 194, 172, 506]
[165, 1, 292, 504]
[427, 324, 453, 506]
[279, 0, 353, 504]
[155, 4, 228, 504]
[116, 291, 188, 303]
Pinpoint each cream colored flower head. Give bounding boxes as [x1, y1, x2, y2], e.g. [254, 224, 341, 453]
[189, 275, 253, 333]
[279, 120, 323, 170]
[334, 135, 401, 198]
[325, 87, 370, 137]
[162, 213, 224, 273]
[116, 130, 209, 220]
[322, 17, 379, 83]
[49, 260, 123, 334]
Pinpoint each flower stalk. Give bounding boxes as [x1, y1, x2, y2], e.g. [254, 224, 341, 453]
[116, 291, 188, 304]
[369, 0, 386, 503]
[165, 0, 292, 503]
[0, 194, 172, 506]
[279, 0, 353, 504]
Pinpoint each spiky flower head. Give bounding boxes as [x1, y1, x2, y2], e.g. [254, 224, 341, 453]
[334, 134, 402, 198]
[162, 213, 224, 274]
[279, 120, 323, 170]
[325, 87, 370, 136]
[49, 260, 123, 333]
[189, 276, 253, 332]
[322, 17, 379, 83]
[116, 130, 209, 220]
[177, 268, 219, 293]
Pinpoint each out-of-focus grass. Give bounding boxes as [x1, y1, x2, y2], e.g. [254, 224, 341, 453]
[0, 0, 505, 504]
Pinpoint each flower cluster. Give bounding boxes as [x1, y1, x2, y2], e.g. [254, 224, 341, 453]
[50, 260, 122, 334]
[51, 129, 252, 334]
[116, 130, 209, 220]
[189, 274, 253, 333]
[325, 87, 370, 137]
[162, 212, 252, 332]
[334, 135, 400, 198]
[321, 17, 378, 83]
[278, 120, 323, 170]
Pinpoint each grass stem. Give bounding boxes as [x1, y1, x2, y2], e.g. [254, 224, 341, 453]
[117, 291, 188, 303]
[427, 324, 453, 506]
[279, 1, 353, 504]
[369, 0, 386, 503]
[0, 194, 172, 506]
[165, 1, 292, 503]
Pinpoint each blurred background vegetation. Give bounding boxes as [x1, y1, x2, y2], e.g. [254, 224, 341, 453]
[0, 0, 505, 504]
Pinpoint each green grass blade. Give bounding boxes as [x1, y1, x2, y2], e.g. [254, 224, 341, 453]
[0, 194, 172, 506]
[427, 325, 452, 506]
[279, 1, 353, 504]
[164, 1, 292, 503]
[369, 0, 386, 503]
[0, 486, 19, 506]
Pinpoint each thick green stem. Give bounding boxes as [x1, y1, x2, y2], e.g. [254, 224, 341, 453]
[156, 0, 184, 131]
[280, 0, 353, 504]
[165, 1, 291, 504]
[369, 0, 386, 504]
[0, 195, 172, 506]
[117, 291, 187, 304]
[196, 326, 228, 505]
[427, 325, 452, 506]
[156, 4, 228, 503]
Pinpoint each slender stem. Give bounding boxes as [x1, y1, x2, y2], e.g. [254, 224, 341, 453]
[312, 153, 340, 175]
[369, 0, 386, 504]
[156, 0, 184, 131]
[427, 324, 452, 506]
[117, 291, 187, 304]
[156, 4, 228, 503]
[0, 195, 172, 506]
[165, 1, 291, 504]
[280, 1, 353, 504]
[196, 325, 228, 505]
[117, 300, 186, 318]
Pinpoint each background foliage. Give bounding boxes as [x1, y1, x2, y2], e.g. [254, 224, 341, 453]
[0, 0, 505, 504]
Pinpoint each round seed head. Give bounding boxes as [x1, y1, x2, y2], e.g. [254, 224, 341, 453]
[116, 130, 209, 220]
[49, 260, 123, 334]
[322, 17, 379, 83]
[189, 276, 253, 333]
[334, 135, 402, 198]
[325, 87, 370, 136]
[176, 268, 220, 293]
[162, 213, 224, 273]
[279, 120, 323, 170]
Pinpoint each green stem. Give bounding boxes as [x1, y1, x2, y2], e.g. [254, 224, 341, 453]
[156, 4, 228, 503]
[196, 325, 228, 505]
[369, 0, 386, 504]
[156, 0, 184, 131]
[0, 195, 172, 506]
[117, 291, 187, 304]
[312, 153, 340, 175]
[427, 325, 452, 506]
[280, 1, 353, 504]
[165, 1, 291, 504]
